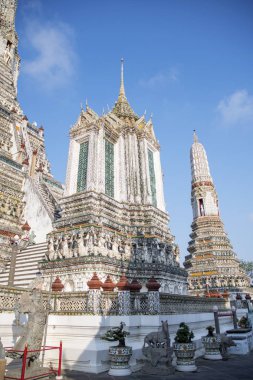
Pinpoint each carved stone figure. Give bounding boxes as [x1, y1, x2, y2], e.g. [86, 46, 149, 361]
[72, 235, 78, 257]
[47, 237, 55, 260]
[61, 235, 69, 258]
[77, 232, 87, 256]
[0, 338, 5, 359]
[219, 334, 236, 359]
[112, 236, 118, 256]
[6, 289, 46, 369]
[142, 320, 174, 375]
[124, 239, 132, 261]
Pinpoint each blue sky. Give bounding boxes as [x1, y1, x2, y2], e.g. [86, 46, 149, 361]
[16, 0, 253, 262]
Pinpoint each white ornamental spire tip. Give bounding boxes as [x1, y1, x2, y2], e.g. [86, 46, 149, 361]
[119, 58, 126, 97]
[193, 130, 198, 143]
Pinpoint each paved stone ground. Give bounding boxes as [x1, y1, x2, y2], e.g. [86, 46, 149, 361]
[63, 352, 253, 380]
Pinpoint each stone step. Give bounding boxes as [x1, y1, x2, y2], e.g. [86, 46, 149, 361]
[0, 241, 47, 288]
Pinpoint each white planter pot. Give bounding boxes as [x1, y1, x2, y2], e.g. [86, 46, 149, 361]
[201, 335, 222, 360]
[173, 342, 197, 372]
[108, 346, 132, 376]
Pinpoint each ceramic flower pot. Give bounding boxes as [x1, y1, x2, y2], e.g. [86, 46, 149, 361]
[201, 335, 222, 360]
[108, 345, 132, 376]
[173, 342, 197, 372]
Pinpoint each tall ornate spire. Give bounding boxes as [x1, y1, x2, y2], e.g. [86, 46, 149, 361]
[184, 133, 250, 294]
[190, 133, 217, 218]
[111, 59, 138, 122]
[190, 131, 212, 185]
[119, 58, 126, 99]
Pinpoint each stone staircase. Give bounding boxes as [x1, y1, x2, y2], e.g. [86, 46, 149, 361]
[0, 242, 47, 288]
[36, 181, 56, 220]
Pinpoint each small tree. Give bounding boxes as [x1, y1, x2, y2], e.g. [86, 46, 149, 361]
[174, 322, 194, 343]
[206, 326, 215, 337]
[101, 322, 130, 347]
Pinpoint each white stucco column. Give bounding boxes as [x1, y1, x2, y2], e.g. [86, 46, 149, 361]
[116, 135, 127, 202]
[97, 127, 105, 193]
[153, 150, 166, 211]
[87, 130, 97, 191]
[138, 138, 149, 204]
[133, 134, 141, 203]
[125, 133, 134, 203]
[65, 139, 80, 196]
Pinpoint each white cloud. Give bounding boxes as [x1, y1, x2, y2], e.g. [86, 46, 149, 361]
[22, 22, 76, 89]
[217, 90, 253, 126]
[139, 68, 179, 88]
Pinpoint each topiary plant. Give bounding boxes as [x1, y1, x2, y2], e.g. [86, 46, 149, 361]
[206, 325, 215, 337]
[174, 322, 194, 343]
[101, 321, 130, 347]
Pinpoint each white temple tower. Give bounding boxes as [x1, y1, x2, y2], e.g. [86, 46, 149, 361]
[184, 132, 250, 294]
[0, 0, 63, 277]
[41, 60, 188, 294]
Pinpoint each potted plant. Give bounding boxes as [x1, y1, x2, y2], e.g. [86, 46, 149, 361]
[201, 326, 222, 360]
[101, 321, 132, 376]
[173, 322, 196, 372]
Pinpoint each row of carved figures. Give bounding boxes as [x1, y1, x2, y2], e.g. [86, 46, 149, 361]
[46, 228, 180, 265]
[189, 275, 249, 289]
[46, 228, 132, 261]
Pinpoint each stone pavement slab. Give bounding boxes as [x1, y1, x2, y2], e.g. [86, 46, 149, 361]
[63, 352, 253, 380]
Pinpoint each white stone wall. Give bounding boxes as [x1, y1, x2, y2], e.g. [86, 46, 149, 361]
[23, 178, 52, 243]
[0, 310, 245, 374]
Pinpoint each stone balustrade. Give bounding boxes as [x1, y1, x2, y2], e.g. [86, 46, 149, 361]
[0, 284, 230, 315]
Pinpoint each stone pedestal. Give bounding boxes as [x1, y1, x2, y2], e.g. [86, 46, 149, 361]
[108, 346, 132, 376]
[147, 291, 160, 314]
[118, 291, 130, 315]
[226, 328, 253, 355]
[173, 342, 197, 372]
[87, 289, 101, 314]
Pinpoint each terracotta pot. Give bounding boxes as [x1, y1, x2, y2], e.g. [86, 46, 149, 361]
[52, 276, 64, 292]
[129, 279, 142, 292]
[116, 274, 130, 291]
[87, 272, 102, 290]
[146, 277, 160, 291]
[102, 275, 116, 292]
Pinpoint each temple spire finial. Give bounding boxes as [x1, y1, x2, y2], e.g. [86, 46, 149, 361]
[119, 58, 126, 98]
[193, 129, 198, 143]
